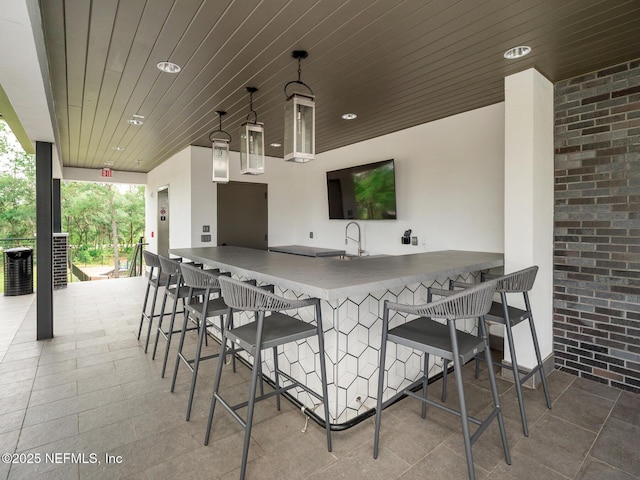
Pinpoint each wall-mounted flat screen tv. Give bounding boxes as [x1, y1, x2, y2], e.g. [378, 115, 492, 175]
[326, 159, 397, 220]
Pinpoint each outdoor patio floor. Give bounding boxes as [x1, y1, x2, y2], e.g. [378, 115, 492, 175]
[0, 277, 638, 480]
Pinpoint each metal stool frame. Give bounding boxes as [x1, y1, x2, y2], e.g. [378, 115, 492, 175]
[170, 263, 230, 421]
[373, 280, 510, 480]
[138, 250, 173, 353]
[441, 266, 552, 436]
[152, 256, 218, 378]
[205, 276, 332, 480]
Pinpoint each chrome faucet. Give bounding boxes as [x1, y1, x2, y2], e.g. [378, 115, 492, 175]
[345, 221, 364, 256]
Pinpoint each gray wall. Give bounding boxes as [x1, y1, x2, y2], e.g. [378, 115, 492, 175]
[554, 58, 640, 393]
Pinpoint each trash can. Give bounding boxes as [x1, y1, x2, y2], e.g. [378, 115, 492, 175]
[3, 247, 34, 296]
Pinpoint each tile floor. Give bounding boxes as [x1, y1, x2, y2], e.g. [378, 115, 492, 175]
[0, 277, 638, 480]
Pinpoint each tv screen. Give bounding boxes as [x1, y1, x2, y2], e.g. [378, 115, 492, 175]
[326, 159, 397, 220]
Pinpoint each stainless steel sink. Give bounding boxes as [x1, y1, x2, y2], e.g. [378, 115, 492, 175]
[335, 254, 389, 261]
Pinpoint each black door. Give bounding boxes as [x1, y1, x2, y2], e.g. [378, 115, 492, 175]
[217, 181, 268, 249]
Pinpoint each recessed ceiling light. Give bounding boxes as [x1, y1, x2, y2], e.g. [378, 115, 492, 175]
[127, 119, 143, 126]
[341, 113, 357, 120]
[157, 61, 181, 73]
[112, 146, 124, 151]
[504, 45, 531, 60]
[270, 143, 282, 147]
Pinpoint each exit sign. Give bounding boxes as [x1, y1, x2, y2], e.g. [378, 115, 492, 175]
[101, 168, 113, 178]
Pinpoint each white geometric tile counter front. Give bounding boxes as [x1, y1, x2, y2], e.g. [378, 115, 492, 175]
[269, 272, 482, 425]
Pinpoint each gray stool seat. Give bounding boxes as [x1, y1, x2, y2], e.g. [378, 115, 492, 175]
[388, 317, 485, 365]
[204, 276, 332, 480]
[485, 301, 531, 325]
[185, 296, 229, 320]
[169, 284, 203, 299]
[373, 280, 510, 480]
[229, 311, 317, 353]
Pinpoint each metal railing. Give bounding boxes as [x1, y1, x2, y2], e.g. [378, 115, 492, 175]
[1, 237, 146, 290]
[0, 237, 37, 252]
[127, 237, 146, 277]
[69, 262, 89, 282]
[67, 239, 147, 282]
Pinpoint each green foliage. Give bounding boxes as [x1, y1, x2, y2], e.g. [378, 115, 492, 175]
[0, 121, 36, 238]
[62, 182, 145, 253]
[116, 184, 146, 246]
[0, 120, 145, 260]
[353, 164, 396, 219]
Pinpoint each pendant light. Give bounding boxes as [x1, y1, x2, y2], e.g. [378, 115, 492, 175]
[239, 87, 265, 175]
[284, 50, 315, 163]
[209, 110, 231, 183]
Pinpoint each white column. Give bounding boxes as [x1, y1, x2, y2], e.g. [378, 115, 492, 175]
[503, 68, 554, 372]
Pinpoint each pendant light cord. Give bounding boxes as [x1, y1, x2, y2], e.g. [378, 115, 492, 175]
[209, 110, 232, 142]
[246, 88, 259, 124]
[284, 52, 314, 99]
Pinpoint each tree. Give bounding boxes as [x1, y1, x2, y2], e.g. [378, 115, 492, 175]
[61, 181, 145, 269]
[106, 184, 119, 278]
[0, 121, 35, 238]
[61, 182, 111, 248]
[0, 120, 145, 271]
[117, 185, 145, 247]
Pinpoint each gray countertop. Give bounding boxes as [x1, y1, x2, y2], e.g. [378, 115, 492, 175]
[170, 246, 503, 300]
[268, 245, 346, 257]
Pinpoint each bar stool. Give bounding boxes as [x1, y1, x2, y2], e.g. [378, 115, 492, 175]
[205, 276, 332, 480]
[171, 263, 230, 421]
[152, 256, 217, 378]
[373, 280, 510, 480]
[442, 266, 552, 436]
[138, 250, 173, 353]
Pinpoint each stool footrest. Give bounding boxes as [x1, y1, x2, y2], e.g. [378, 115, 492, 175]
[229, 382, 299, 412]
[277, 370, 324, 402]
[403, 387, 503, 448]
[157, 327, 186, 340]
[403, 389, 482, 426]
[198, 352, 221, 362]
[519, 364, 542, 384]
[475, 353, 542, 380]
[470, 407, 500, 445]
[142, 311, 164, 321]
[176, 350, 221, 373]
[213, 392, 247, 429]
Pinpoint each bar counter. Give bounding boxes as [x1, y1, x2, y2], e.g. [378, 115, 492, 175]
[170, 247, 502, 300]
[170, 246, 503, 425]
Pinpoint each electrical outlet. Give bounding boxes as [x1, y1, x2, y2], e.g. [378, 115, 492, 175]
[348, 396, 364, 411]
[411, 236, 418, 245]
[309, 231, 314, 239]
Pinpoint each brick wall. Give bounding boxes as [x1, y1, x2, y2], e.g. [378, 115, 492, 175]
[554, 59, 640, 393]
[53, 234, 68, 289]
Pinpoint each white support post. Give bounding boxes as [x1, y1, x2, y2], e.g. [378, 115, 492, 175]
[503, 68, 554, 373]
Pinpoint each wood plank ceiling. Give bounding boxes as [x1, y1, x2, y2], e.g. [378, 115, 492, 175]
[39, 0, 640, 173]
